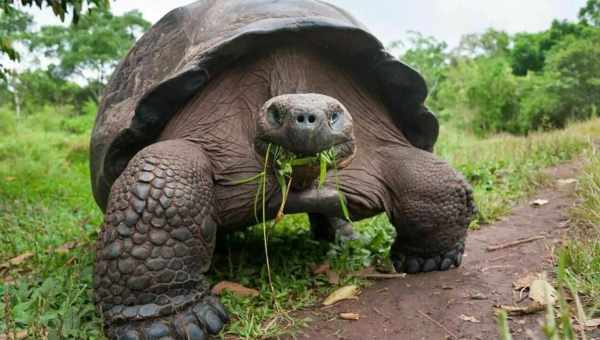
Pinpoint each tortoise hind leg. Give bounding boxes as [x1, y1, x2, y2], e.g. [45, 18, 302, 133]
[378, 146, 475, 274]
[94, 140, 228, 340]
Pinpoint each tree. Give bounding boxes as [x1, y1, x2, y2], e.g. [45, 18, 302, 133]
[579, 0, 600, 26]
[454, 28, 510, 59]
[391, 32, 449, 108]
[1, 0, 109, 23]
[510, 20, 586, 76]
[0, 8, 32, 79]
[0, 0, 109, 78]
[545, 30, 600, 122]
[28, 9, 150, 102]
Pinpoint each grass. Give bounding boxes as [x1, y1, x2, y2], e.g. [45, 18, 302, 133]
[0, 105, 599, 339]
[556, 141, 600, 321]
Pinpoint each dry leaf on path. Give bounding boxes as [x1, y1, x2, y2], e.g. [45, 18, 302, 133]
[497, 302, 545, 315]
[513, 272, 543, 291]
[351, 266, 406, 279]
[557, 178, 577, 186]
[459, 314, 481, 323]
[530, 199, 549, 207]
[583, 318, 600, 328]
[0, 252, 34, 270]
[528, 279, 557, 305]
[340, 312, 360, 320]
[323, 285, 359, 306]
[211, 281, 259, 297]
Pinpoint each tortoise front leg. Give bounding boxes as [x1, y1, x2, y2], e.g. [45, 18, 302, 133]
[94, 140, 228, 340]
[378, 146, 476, 274]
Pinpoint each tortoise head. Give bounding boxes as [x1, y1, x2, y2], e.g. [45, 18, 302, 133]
[254, 93, 356, 189]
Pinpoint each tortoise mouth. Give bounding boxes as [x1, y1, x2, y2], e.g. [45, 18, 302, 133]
[254, 138, 356, 190]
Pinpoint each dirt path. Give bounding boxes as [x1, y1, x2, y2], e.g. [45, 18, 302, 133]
[296, 160, 583, 340]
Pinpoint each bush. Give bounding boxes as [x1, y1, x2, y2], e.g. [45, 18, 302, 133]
[437, 57, 519, 135]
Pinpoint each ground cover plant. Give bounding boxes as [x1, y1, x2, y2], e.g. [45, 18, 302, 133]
[1, 103, 598, 338]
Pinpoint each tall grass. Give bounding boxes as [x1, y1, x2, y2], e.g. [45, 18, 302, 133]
[558, 142, 600, 314]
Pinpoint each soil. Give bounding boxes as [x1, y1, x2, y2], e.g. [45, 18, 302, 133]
[295, 160, 588, 340]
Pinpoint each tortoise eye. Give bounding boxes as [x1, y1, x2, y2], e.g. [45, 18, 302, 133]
[330, 112, 340, 125]
[267, 106, 284, 126]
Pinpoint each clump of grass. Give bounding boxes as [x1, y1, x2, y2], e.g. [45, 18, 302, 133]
[557, 143, 600, 314]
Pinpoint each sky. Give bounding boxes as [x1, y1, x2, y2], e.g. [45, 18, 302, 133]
[25, 0, 587, 48]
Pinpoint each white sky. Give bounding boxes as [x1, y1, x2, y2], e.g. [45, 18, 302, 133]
[25, 0, 586, 48]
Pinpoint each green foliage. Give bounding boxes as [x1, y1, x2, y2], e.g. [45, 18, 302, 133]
[579, 0, 600, 26]
[11, 69, 96, 114]
[411, 14, 600, 135]
[27, 8, 149, 101]
[454, 28, 511, 59]
[510, 20, 585, 76]
[544, 29, 600, 122]
[558, 145, 600, 313]
[393, 32, 448, 106]
[1, 0, 109, 23]
[0, 7, 32, 79]
[437, 57, 520, 133]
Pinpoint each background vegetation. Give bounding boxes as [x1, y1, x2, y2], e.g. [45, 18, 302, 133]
[0, 0, 599, 339]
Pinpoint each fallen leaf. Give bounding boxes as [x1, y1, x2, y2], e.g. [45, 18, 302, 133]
[583, 318, 600, 328]
[497, 302, 545, 315]
[327, 271, 340, 285]
[340, 312, 360, 320]
[313, 262, 330, 275]
[0, 252, 34, 269]
[513, 272, 543, 291]
[530, 199, 549, 207]
[211, 281, 259, 297]
[55, 241, 79, 254]
[529, 279, 557, 305]
[469, 292, 488, 300]
[459, 314, 481, 323]
[557, 178, 577, 186]
[323, 285, 359, 306]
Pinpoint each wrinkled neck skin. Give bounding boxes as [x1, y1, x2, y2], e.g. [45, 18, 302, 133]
[160, 44, 412, 231]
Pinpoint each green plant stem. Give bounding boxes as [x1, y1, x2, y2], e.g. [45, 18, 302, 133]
[261, 144, 277, 308]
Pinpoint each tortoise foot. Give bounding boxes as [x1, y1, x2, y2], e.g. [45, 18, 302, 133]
[110, 295, 228, 340]
[391, 242, 464, 274]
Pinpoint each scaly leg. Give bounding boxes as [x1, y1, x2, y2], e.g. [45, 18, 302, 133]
[94, 140, 228, 339]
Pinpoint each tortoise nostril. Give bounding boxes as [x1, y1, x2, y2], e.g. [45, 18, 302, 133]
[308, 115, 316, 123]
[297, 115, 305, 123]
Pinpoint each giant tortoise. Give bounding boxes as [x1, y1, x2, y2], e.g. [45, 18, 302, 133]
[90, 0, 476, 338]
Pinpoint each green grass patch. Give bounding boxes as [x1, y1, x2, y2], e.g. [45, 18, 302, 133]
[557, 143, 600, 317]
[437, 120, 598, 227]
[0, 105, 599, 339]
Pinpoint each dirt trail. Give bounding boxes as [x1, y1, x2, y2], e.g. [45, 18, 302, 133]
[297, 160, 583, 340]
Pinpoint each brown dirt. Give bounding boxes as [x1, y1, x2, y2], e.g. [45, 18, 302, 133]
[295, 160, 584, 340]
